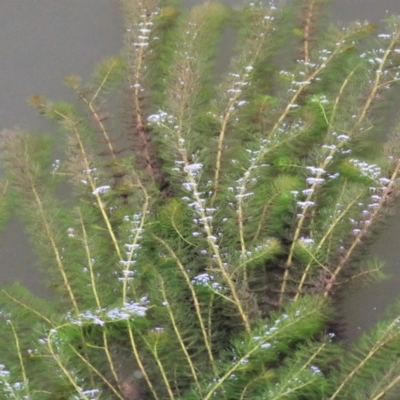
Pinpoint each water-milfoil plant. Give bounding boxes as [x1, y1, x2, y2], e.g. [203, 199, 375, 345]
[1, 0, 400, 398]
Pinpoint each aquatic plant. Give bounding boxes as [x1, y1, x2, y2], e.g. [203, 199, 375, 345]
[1, 0, 400, 398]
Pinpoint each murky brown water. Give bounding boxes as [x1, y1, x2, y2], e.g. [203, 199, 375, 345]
[0, 0, 399, 339]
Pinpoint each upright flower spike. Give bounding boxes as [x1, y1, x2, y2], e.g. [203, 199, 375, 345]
[209, 1, 282, 206]
[148, 3, 254, 331]
[122, 0, 175, 186]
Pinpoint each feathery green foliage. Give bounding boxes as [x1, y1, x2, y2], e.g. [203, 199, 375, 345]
[1, 0, 400, 399]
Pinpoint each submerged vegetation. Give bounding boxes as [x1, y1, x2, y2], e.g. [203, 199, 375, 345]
[2, 0, 400, 398]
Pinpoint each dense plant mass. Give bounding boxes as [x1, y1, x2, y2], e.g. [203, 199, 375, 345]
[2, 0, 400, 398]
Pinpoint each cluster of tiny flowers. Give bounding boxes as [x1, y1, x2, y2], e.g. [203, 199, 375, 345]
[293, 165, 324, 212]
[273, 120, 307, 145]
[224, 69, 251, 112]
[68, 297, 149, 327]
[339, 164, 394, 239]
[310, 94, 330, 105]
[299, 236, 315, 246]
[67, 227, 76, 238]
[79, 164, 112, 197]
[147, 110, 173, 126]
[92, 185, 111, 196]
[293, 130, 356, 214]
[0, 364, 28, 399]
[52, 158, 60, 172]
[119, 212, 146, 282]
[281, 45, 335, 96]
[228, 172, 256, 201]
[264, 371, 321, 399]
[283, 67, 314, 96]
[204, 376, 227, 398]
[180, 164, 219, 232]
[80, 167, 97, 186]
[147, 110, 187, 163]
[73, 388, 100, 400]
[191, 273, 223, 291]
[240, 241, 277, 263]
[360, 40, 400, 79]
[125, 5, 162, 103]
[222, 47, 269, 115]
[349, 159, 381, 179]
[184, 163, 203, 177]
[228, 141, 272, 208]
[251, 312, 292, 350]
[126, 6, 159, 52]
[230, 347, 250, 367]
[354, 172, 393, 229]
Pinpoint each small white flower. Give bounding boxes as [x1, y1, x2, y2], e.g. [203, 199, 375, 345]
[184, 163, 203, 173]
[306, 177, 325, 185]
[92, 185, 111, 195]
